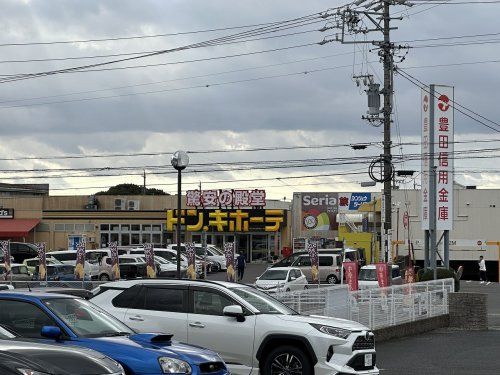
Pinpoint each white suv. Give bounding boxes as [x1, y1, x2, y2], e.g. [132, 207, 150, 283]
[91, 279, 378, 375]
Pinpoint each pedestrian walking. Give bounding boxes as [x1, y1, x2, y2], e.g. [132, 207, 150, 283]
[236, 251, 246, 282]
[478, 255, 488, 284]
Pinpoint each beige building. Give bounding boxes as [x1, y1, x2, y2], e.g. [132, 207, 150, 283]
[0, 194, 290, 263]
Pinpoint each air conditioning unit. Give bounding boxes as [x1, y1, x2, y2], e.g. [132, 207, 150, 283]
[114, 198, 126, 210]
[128, 200, 140, 211]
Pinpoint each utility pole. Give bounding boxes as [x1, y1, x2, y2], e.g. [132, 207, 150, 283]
[142, 170, 146, 195]
[382, 1, 393, 263]
[325, 1, 412, 262]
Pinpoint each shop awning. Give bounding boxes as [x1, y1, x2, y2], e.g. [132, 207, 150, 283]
[0, 219, 40, 238]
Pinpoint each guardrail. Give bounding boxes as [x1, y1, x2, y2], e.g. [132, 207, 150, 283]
[273, 278, 454, 330]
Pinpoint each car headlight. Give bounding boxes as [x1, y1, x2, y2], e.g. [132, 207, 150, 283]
[17, 370, 50, 375]
[159, 357, 192, 374]
[310, 323, 351, 339]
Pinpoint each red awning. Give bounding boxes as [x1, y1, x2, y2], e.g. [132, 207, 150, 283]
[0, 219, 40, 238]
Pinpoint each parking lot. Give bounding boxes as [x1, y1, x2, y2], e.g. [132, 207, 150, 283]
[208, 267, 500, 374]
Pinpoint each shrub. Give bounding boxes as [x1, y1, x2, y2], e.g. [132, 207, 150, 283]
[418, 267, 460, 291]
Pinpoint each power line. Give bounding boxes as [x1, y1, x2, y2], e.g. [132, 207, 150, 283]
[397, 68, 500, 129]
[0, 52, 355, 105]
[0, 10, 339, 84]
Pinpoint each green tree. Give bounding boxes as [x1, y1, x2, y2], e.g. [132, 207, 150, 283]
[96, 184, 168, 195]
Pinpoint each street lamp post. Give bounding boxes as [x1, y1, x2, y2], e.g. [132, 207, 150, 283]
[171, 150, 189, 279]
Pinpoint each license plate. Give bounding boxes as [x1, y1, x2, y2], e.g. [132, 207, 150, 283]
[364, 353, 373, 367]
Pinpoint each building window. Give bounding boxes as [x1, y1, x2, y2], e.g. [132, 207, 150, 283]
[100, 224, 109, 231]
[110, 224, 120, 231]
[99, 223, 165, 247]
[152, 233, 161, 245]
[131, 233, 140, 245]
[121, 233, 130, 246]
[36, 223, 50, 232]
[64, 224, 75, 231]
[142, 233, 151, 244]
[75, 224, 85, 232]
[252, 234, 268, 261]
[54, 224, 65, 232]
[85, 224, 95, 231]
[131, 224, 140, 231]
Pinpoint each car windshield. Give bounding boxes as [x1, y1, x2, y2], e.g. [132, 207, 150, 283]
[155, 257, 171, 264]
[232, 287, 297, 315]
[271, 254, 300, 268]
[208, 246, 224, 256]
[259, 270, 288, 281]
[359, 269, 378, 281]
[44, 298, 134, 338]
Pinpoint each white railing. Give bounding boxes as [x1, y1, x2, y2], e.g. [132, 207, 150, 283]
[274, 279, 454, 330]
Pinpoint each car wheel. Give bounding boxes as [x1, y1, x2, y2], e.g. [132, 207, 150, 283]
[326, 274, 338, 284]
[262, 345, 312, 375]
[99, 274, 110, 281]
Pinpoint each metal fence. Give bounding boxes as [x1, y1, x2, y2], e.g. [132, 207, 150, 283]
[273, 278, 454, 330]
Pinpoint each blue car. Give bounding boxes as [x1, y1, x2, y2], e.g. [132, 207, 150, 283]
[0, 292, 228, 375]
[34, 264, 91, 281]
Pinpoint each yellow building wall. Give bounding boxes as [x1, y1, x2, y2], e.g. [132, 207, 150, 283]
[338, 226, 379, 264]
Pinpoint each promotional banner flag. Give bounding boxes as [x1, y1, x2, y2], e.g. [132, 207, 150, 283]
[185, 242, 197, 280]
[143, 243, 156, 278]
[343, 261, 358, 291]
[0, 241, 10, 281]
[109, 242, 120, 281]
[375, 263, 389, 288]
[74, 241, 86, 280]
[224, 242, 235, 282]
[306, 240, 319, 284]
[35, 243, 47, 281]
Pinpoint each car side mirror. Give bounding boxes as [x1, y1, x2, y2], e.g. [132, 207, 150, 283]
[41, 326, 62, 340]
[289, 276, 297, 281]
[223, 305, 245, 322]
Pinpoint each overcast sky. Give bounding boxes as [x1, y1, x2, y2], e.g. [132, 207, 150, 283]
[0, 0, 499, 199]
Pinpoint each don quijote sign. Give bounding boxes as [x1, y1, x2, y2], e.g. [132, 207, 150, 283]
[186, 189, 266, 208]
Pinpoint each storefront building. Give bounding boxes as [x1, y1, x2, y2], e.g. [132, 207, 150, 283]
[0, 191, 290, 263]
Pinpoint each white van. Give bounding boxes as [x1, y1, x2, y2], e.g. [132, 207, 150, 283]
[358, 264, 403, 289]
[49, 250, 100, 280]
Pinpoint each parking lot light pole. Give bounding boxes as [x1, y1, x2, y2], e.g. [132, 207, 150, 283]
[171, 150, 189, 278]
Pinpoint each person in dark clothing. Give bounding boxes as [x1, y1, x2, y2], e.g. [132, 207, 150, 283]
[236, 251, 246, 282]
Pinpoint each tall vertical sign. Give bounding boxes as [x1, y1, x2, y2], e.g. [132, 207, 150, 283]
[434, 85, 454, 230]
[36, 243, 47, 281]
[109, 242, 120, 281]
[421, 88, 430, 230]
[224, 242, 235, 282]
[306, 240, 319, 284]
[74, 241, 86, 280]
[1, 241, 10, 282]
[143, 243, 156, 278]
[185, 242, 197, 280]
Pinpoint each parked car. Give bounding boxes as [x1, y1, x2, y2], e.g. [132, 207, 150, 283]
[358, 264, 403, 290]
[274, 253, 343, 284]
[23, 256, 62, 273]
[49, 250, 99, 279]
[127, 248, 203, 275]
[5, 242, 38, 263]
[255, 267, 308, 293]
[168, 243, 227, 271]
[33, 264, 85, 281]
[272, 248, 365, 269]
[0, 324, 125, 375]
[0, 264, 31, 281]
[118, 262, 148, 279]
[92, 279, 378, 375]
[0, 291, 229, 375]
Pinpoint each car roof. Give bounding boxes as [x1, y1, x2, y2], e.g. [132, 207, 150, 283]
[264, 267, 297, 271]
[100, 278, 246, 290]
[0, 290, 79, 300]
[361, 264, 399, 269]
